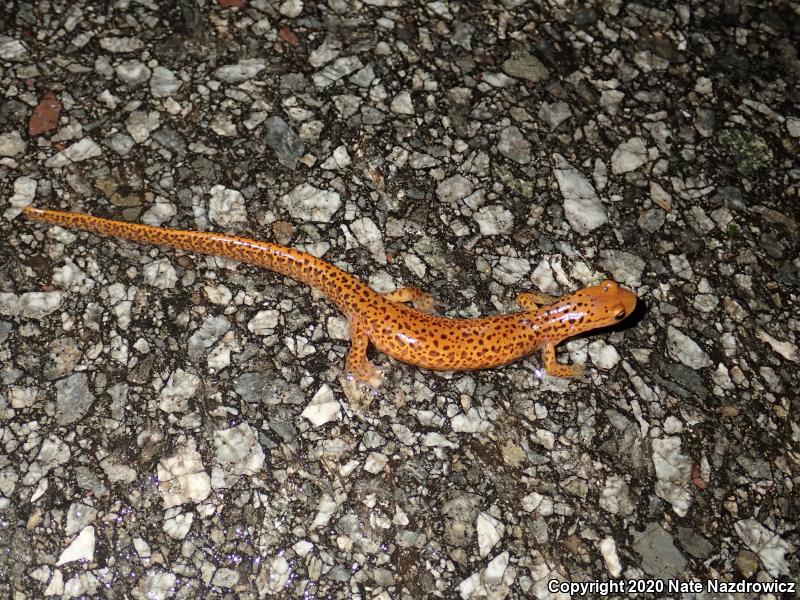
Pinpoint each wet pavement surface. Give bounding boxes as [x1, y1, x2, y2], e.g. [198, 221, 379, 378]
[1, 1, 798, 598]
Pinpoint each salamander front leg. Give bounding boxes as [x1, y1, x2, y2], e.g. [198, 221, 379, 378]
[346, 319, 384, 387]
[541, 342, 584, 378]
[518, 291, 558, 310]
[383, 286, 437, 313]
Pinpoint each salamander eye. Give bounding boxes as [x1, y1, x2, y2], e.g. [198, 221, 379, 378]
[614, 308, 626, 320]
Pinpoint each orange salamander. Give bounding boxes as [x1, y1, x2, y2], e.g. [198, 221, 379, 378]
[23, 206, 637, 384]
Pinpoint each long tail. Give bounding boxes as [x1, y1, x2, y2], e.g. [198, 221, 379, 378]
[22, 207, 370, 314]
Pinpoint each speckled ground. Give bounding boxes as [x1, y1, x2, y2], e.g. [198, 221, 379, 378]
[1, 1, 798, 598]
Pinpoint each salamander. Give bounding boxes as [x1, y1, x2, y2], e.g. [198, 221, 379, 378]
[23, 206, 637, 385]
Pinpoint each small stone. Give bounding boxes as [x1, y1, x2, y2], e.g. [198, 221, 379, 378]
[0, 131, 27, 157]
[476, 513, 503, 557]
[126, 111, 161, 144]
[301, 384, 340, 427]
[0, 291, 65, 319]
[56, 373, 94, 426]
[497, 126, 531, 164]
[106, 133, 135, 155]
[599, 476, 633, 516]
[538, 101, 572, 130]
[65, 503, 97, 537]
[263, 116, 305, 170]
[311, 495, 339, 529]
[264, 556, 291, 592]
[734, 518, 793, 577]
[735, 549, 760, 578]
[45, 138, 102, 167]
[695, 108, 715, 138]
[588, 340, 621, 369]
[652, 436, 692, 517]
[484, 551, 509, 586]
[214, 423, 265, 476]
[474, 205, 514, 236]
[669, 254, 694, 280]
[599, 537, 622, 577]
[248, 310, 280, 335]
[158, 369, 200, 413]
[56, 526, 95, 566]
[163, 510, 193, 540]
[611, 137, 648, 174]
[452, 21, 475, 50]
[136, 572, 176, 599]
[208, 185, 247, 227]
[350, 217, 385, 263]
[281, 184, 341, 222]
[309, 37, 340, 68]
[142, 259, 178, 289]
[755, 330, 797, 362]
[436, 174, 474, 203]
[5, 176, 37, 220]
[29, 92, 62, 136]
[157, 440, 211, 507]
[115, 60, 151, 86]
[212, 567, 240, 588]
[676, 527, 714, 559]
[451, 409, 492, 433]
[23, 436, 71, 486]
[649, 181, 672, 211]
[633, 523, 687, 579]
[598, 249, 645, 287]
[638, 207, 665, 232]
[279, 0, 303, 17]
[554, 154, 608, 234]
[99, 37, 144, 53]
[502, 50, 549, 82]
[313, 56, 363, 88]
[666, 326, 711, 369]
[390, 90, 415, 115]
[787, 117, 800, 138]
[0, 36, 28, 61]
[188, 315, 231, 359]
[214, 59, 267, 83]
[150, 66, 181, 97]
[364, 452, 388, 474]
[320, 145, 351, 170]
[350, 63, 375, 87]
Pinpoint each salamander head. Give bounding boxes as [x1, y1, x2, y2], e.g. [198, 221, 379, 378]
[538, 280, 637, 339]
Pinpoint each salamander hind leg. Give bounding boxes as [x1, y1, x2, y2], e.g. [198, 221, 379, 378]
[518, 291, 558, 310]
[346, 319, 384, 387]
[541, 342, 584, 378]
[383, 286, 437, 314]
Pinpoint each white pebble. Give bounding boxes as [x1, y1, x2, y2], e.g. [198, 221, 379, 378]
[281, 184, 341, 222]
[56, 526, 95, 566]
[611, 137, 648, 174]
[301, 384, 340, 427]
[554, 154, 607, 234]
[476, 512, 503, 557]
[587, 340, 621, 369]
[390, 90, 415, 115]
[0, 130, 27, 157]
[599, 536, 622, 577]
[666, 326, 711, 369]
[279, 0, 303, 17]
[45, 138, 102, 168]
[208, 185, 247, 227]
[157, 440, 211, 507]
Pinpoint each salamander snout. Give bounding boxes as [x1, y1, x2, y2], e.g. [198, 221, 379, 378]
[599, 279, 637, 323]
